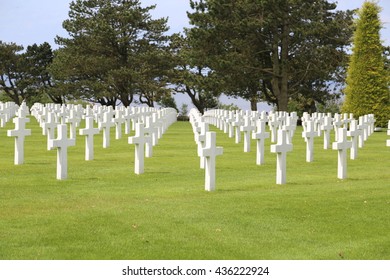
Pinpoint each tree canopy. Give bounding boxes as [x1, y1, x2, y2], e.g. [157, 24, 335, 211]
[185, 0, 354, 112]
[50, 0, 173, 107]
[343, 1, 390, 127]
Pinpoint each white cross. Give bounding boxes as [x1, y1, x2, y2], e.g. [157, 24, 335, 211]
[252, 119, 270, 165]
[333, 114, 344, 141]
[199, 131, 223, 191]
[321, 116, 333, 149]
[232, 114, 243, 144]
[49, 124, 75, 180]
[42, 112, 58, 151]
[65, 109, 80, 139]
[196, 121, 209, 169]
[302, 120, 318, 162]
[100, 112, 115, 148]
[144, 116, 157, 158]
[7, 116, 31, 165]
[240, 116, 254, 152]
[79, 116, 100, 161]
[332, 127, 352, 179]
[114, 109, 124, 139]
[128, 122, 151, 174]
[347, 119, 361, 160]
[268, 114, 280, 143]
[271, 129, 293, 184]
[357, 116, 368, 148]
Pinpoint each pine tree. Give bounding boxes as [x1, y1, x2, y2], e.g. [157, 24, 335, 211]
[343, 1, 390, 127]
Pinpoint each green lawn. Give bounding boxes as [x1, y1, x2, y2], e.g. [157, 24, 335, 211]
[0, 118, 389, 260]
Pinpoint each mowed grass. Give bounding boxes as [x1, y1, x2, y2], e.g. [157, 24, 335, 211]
[0, 118, 389, 260]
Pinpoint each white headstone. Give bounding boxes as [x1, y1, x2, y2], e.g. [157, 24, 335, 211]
[66, 109, 80, 139]
[79, 116, 100, 160]
[100, 112, 115, 148]
[252, 119, 270, 165]
[240, 116, 254, 152]
[7, 114, 31, 165]
[49, 124, 75, 180]
[232, 114, 243, 144]
[332, 127, 352, 179]
[199, 131, 223, 191]
[321, 115, 333, 149]
[347, 119, 360, 160]
[128, 122, 151, 174]
[268, 114, 280, 143]
[114, 109, 124, 140]
[196, 121, 209, 169]
[270, 129, 293, 185]
[302, 120, 318, 162]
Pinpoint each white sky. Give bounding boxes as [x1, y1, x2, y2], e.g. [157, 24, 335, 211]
[1, 0, 389, 48]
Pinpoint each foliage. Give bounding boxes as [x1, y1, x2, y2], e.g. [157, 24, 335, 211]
[179, 103, 189, 116]
[0, 41, 55, 106]
[186, 0, 354, 111]
[0, 120, 389, 259]
[342, 2, 390, 127]
[169, 33, 220, 114]
[158, 93, 178, 111]
[51, 0, 173, 108]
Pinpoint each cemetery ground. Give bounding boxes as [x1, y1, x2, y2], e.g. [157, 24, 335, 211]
[0, 118, 389, 260]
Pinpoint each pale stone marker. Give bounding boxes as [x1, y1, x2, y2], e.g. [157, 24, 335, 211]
[7, 114, 31, 165]
[347, 119, 360, 160]
[302, 120, 317, 162]
[100, 112, 115, 148]
[332, 127, 352, 180]
[42, 112, 58, 150]
[333, 114, 344, 141]
[114, 109, 124, 140]
[128, 122, 151, 174]
[199, 131, 223, 191]
[79, 116, 100, 161]
[49, 124, 75, 180]
[196, 121, 209, 169]
[252, 119, 270, 165]
[240, 116, 254, 152]
[268, 114, 280, 143]
[270, 129, 293, 185]
[321, 115, 333, 149]
[66, 109, 80, 139]
[232, 114, 243, 144]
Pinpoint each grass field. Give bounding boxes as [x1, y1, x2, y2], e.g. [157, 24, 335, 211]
[0, 118, 389, 260]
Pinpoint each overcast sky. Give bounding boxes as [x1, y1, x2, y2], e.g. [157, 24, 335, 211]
[1, 0, 389, 110]
[1, 0, 389, 48]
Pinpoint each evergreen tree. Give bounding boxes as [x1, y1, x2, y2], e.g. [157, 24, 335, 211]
[51, 0, 172, 107]
[343, 1, 389, 127]
[186, 0, 354, 112]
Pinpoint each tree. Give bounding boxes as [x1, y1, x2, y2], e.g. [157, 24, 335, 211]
[0, 41, 24, 104]
[51, 0, 172, 107]
[0, 41, 54, 105]
[343, 1, 390, 127]
[169, 33, 220, 114]
[186, 0, 354, 112]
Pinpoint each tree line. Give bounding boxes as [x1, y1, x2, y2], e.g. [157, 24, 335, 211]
[1, 0, 388, 124]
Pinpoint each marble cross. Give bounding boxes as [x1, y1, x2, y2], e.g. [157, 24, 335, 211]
[270, 129, 293, 184]
[128, 122, 151, 174]
[252, 119, 270, 165]
[49, 124, 75, 180]
[332, 127, 352, 179]
[79, 116, 100, 160]
[199, 131, 223, 191]
[7, 114, 31, 165]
